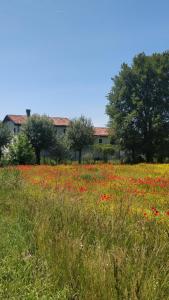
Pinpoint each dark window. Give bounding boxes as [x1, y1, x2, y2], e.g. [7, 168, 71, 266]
[14, 128, 16, 134]
[64, 128, 66, 134]
[99, 138, 102, 144]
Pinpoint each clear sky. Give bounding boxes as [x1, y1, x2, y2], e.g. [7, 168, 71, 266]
[0, 0, 168, 126]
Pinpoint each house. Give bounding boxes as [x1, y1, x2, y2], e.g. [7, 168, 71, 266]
[94, 127, 109, 144]
[3, 110, 110, 145]
[3, 110, 70, 136]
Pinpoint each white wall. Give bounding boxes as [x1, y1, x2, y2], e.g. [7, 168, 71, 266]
[94, 136, 110, 144]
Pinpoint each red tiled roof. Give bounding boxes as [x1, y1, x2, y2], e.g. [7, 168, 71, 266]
[94, 127, 109, 136]
[4, 115, 70, 127]
[4, 115, 27, 125]
[3, 115, 109, 135]
[51, 117, 70, 126]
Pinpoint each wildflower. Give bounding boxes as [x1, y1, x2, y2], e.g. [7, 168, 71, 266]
[166, 211, 169, 216]
[79, 186, 87, 193]
[151, 207, 160, 216]
[154, 210, 160, 216]
[100, 194, 111, 201]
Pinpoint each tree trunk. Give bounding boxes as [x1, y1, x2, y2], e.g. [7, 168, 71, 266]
[103, 153, 108, 163]
[35, 149, 41, 165]
[78, 149, 82, 164]
[131, 148, 135, 163]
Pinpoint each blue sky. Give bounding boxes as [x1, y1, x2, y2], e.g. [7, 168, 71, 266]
[0, 0, 168, 126]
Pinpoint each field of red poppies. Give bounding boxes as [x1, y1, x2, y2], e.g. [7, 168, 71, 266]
[0, 164, 169, 299]
[17, 163, 169, 222]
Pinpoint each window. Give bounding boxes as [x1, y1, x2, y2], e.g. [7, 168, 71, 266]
[99, 138, 102, 144]
[14, 128, 16, 134]
[64, 128, 66, 134]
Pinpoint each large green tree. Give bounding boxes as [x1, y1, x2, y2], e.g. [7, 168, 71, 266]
[106, 52, 169, 162]
[0, 122, 11, 160]
[67, 116, 94, 163]
[23, 115, 56, 164]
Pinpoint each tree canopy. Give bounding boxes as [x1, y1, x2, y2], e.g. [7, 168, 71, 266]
[23, 115, 56, 164]
[49, 134, 70, 163]
[67, 116, 94, 163]
[0, 122, 11, 160]
[106, 52, 169, 162]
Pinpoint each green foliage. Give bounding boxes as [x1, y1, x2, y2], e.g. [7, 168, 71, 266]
[0, 122, 11, 160]
[82, 152, 94, 164]
[93, 144, 114, 162]
[67, 116, 94, 163]
[80, 172, 105, 181]
[106, 51, 169, 163]
[8, 133, 36, 165]
[23, 115, 56, 164]
[49, 134, 70, 163]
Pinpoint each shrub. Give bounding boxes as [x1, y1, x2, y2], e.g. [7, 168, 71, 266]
[82, 152, 94, 164]
[7, 133, 36, 165]
[49, 135, 70, 163]
[93, 144, 114, 162]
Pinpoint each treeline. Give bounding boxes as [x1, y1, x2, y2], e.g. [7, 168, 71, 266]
[0, 115, 114, 165]
[107, 51, 169, 163]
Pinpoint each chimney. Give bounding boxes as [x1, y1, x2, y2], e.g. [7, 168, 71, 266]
[26, 109, 31, 117]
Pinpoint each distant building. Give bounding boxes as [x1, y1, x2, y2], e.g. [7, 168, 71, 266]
[3, 110, 110, 145]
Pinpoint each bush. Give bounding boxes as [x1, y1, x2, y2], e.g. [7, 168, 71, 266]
[49, 135, 70, 163]
[82, 152, 94, 164]
[93, 144, 114, 162]
[7, 133, 36, 165]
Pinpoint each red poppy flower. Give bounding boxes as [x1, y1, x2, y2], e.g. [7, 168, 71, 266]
[79, 186, 87, 193]
[100, 194, 111, 201]
[154, 211, 160, 216]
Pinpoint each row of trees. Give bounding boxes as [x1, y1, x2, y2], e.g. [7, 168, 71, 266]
[0, 115, 113, 165]
[107, 51, 169, 163]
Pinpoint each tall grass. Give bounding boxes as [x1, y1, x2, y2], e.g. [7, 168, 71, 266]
[0, 168, 169, 299]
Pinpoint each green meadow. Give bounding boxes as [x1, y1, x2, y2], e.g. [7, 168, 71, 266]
[0, 165, 169, 299]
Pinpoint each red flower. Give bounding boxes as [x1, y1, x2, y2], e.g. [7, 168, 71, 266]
[100, 194, 111, 201]
[166, 211, 169, 216]
[154, 210, 160, 216]
[79, 186, 87, 193]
